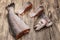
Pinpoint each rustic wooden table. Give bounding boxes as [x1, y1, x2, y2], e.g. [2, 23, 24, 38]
[0, 0, 60, 40]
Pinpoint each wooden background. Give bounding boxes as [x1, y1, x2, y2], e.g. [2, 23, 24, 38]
[0, 0, 60, 40]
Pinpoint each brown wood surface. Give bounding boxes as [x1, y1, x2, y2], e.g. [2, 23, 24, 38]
[0, 0, 60, 40]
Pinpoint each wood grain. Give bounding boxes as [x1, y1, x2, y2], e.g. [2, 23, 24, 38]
[0, 0, 60, 40]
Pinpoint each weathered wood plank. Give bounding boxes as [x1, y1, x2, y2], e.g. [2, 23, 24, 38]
[0, 0, 60, 40]
[42, 0, 60, 40]
[58, 0, 60, 8]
